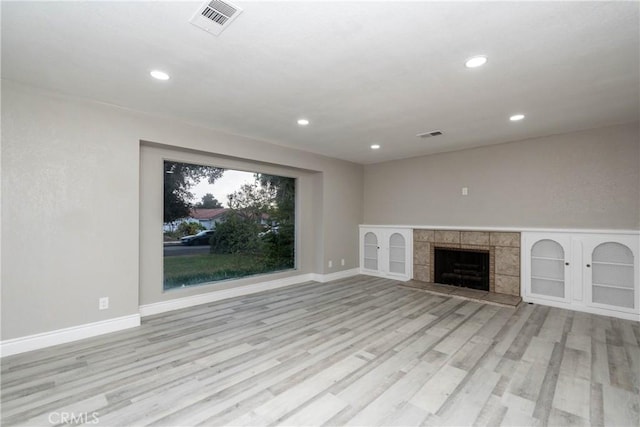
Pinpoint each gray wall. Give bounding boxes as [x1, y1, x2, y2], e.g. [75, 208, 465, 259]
[363, 123, 640, 229]
[1, 81, 363, 340]
[3, 76, 636, 342]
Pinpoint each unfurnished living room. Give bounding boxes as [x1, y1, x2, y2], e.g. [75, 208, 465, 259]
[1, 1, 639, 426]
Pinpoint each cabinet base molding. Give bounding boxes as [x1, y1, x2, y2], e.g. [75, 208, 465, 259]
[358, 269, 411, 282]
[522, 297, 640, 321]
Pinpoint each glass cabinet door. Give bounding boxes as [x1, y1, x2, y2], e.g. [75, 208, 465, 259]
[590, 242, 635, 310]
[388, 232, 406, 275]
[363, 231, 379, 271]
[530, 239, 568, 301]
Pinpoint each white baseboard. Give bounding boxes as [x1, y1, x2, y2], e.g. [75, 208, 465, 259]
[0, 314, 141, 358]
[140, 273, 315, 317]
[311, 268, 360, 283]
[140, 269, 361, 317]
[1, 270, 363, 357]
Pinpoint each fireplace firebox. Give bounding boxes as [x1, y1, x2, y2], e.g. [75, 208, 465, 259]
[434, 247, 490, 291]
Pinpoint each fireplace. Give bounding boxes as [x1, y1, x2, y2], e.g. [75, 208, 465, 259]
[434, 247, 490, 291]
[413, 230, 521, 296]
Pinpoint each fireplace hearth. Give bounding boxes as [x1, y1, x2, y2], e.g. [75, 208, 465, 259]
[434, 248, 490, 291]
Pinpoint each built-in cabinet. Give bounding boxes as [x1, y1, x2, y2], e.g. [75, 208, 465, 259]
[360, 227, 412, 281]
[522, 232, 639, 320]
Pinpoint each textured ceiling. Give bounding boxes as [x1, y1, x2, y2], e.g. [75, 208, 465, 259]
[2, 1, 638, 164]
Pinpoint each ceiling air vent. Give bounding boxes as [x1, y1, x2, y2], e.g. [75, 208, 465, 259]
[416, 130, 444, 138]
[190, 0, 243, 36]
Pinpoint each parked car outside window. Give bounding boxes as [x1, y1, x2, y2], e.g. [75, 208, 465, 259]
[180, 230, 214, 246]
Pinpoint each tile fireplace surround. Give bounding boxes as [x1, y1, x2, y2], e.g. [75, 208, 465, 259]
[413, 230, 521, 296]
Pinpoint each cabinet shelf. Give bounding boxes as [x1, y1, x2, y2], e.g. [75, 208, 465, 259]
[592, 283, 633, 290]
[592, 261, 633, 268]
[531, 275, 564, 283]
[531, 256, 564, 262]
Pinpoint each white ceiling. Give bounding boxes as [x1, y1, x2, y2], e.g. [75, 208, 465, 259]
[2, 1, 638, 164]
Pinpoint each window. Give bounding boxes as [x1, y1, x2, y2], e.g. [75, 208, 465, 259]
[163, 160, 295, 290]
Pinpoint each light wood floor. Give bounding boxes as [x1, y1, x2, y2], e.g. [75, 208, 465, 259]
[2, 276, 639, 426]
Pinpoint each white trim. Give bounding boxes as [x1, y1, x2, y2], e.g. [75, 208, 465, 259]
[0, 271, 363, 357]
[522, 297, 640, 322]
[360, 224, 640, 235]
[141, 270, 361, 317]
[311, 268, 359, 283]
[358, 269, 412, 282]
[0, 314, 141, 358]
[140, 273, 314, 316]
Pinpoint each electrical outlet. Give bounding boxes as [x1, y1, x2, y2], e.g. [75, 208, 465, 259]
[341, 258, 345, 266]
[99, 297, 109, 310]
[462, 187, 469, 196]
[328, 260, 333, 268]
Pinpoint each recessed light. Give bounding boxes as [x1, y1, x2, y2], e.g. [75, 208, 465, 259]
[509, 114, 525, 121]
[370, 144, 381, 150]
[465, 55, 488, 68]
[150, 70, 170, 80]
[297, 119, 310, 126]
